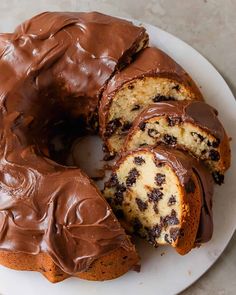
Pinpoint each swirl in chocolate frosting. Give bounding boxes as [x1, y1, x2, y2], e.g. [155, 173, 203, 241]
[0, 11, 147, 274]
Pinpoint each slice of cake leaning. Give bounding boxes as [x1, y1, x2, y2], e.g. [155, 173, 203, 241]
[103, 146, 214, 255]
[124, 101, 231, 184]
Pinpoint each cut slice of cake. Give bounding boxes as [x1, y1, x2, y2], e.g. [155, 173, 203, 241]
[99, 47, 203, 155]
[104, 146, 214, 255]
[124, 101, 231, 184]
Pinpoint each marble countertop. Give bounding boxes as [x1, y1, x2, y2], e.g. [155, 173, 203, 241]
[0, 0, 235, 294]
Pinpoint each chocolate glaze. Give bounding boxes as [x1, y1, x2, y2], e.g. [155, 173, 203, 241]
[115, 146, 213, 243]
[99, 47, 203, 138]
[0, 11, 147, 275]
[128, 100, 225, 141]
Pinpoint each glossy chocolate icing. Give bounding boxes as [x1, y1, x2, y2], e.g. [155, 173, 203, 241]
[99, 47, 203, 137]
[0, 11, 147, 274]
[129, 100, 225, 141]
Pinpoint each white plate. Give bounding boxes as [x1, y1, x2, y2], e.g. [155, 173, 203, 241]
[0, 16, 236, 295]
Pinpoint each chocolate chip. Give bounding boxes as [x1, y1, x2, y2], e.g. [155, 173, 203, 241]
[105, 118, 122, 137]
[185, 178, 196, 193]
[134, 156, 145, 165]
[191, 132, 205, 142]
[209, 149, 220, 161]
[135, 198, 148, 212]
[212, 171, 224, 185]
[162, 209, 179, 227]
[167, 116, 181, 127]
[126, 168, 140, 187]
[147, 188, 163, 202]
[155, 173, 166, 186]
[201, 149, 207, 155]
[131, 104, 140, 111]
[170, 228, 180, 241]
[207, 138, 220, 148]
[148, 128, 159, 138]
[133, 217, 142, 232]
[114, 184, 126, 205]
[168, 195, 176, 206]
[116, 209, 124, 219]
[172, 84, 180, 91]
[212, 138, 220, 148]
[121, 121, 132, 132]
[153, 203, 159, 214]
[163, 134, 177, 145]
[152, 95, 174, 102]
[139, 122, 146, 131]
[106, 173, 119, 188]
[128, 84, 134, 90]
[147, 224, 162, 244]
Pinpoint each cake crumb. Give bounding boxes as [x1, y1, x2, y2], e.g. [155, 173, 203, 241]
[160, 252, 165, 256]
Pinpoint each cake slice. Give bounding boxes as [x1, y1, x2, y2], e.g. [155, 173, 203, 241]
[99, 47, 203, 155]
[104, 146, 213, 255]
[124, 101, 231, 184]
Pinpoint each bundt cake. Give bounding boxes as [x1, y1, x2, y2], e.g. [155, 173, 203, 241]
[0, 11, 149, 282]
[124, 101, 231, 184]
[99, 47, 203, 155]
[0, 9, 230, 284]
[103, 146, 214, 254]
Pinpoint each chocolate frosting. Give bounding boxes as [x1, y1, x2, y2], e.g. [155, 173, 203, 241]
[99, 47, 203, 136]
[140, 146, 213, 243]
[128, 100, 225, 141]
[0, 11, 146, 274]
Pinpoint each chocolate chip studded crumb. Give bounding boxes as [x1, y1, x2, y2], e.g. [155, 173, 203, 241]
[147, 188, 163, 202]
[163, 134, 177, 145]
[155, 173, 166, 186]
[167, 116, 181, 127]
[139, 122, 146, 131]
[105, 118, 122, 137]
[185, 178, 196, 193]
[170, 228, 180, 241]
[133, 217, 142, 232]
[126, 168, 140, 187]
[135, 198, 148, 212]
[114, 184, 126, 205]
[148, 128, 159, 138]
[121, 121, 132, 132]
[106, 172, 119, 188]
[134, 156, 145, 165]
[131, 104, 140, 111]
[209, 149, 220, 161]
[168, 195, 177, 206]
[162, 209, 179, 227]
[212, 171, 224, 185]
[128, 84, 134, 90]
[191, 132, 205, 142]
[147, 224, 162, 244]
[153, 203, 159, 214]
